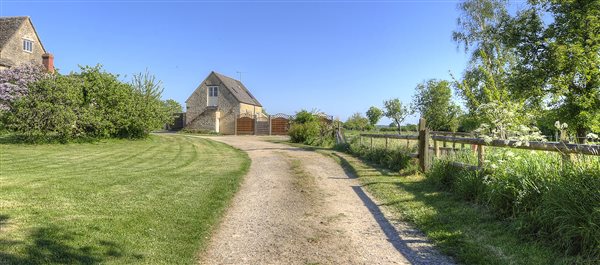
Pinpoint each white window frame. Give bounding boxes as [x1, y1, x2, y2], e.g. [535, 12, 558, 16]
[208, 86, 218, 97]
[22, 39, 33, 53]
[207, 86, 219, 106]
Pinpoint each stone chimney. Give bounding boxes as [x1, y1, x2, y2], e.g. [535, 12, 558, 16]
[42, 53, 54, 73]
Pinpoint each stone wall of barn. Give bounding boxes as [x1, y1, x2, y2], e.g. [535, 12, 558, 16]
[185, 73, 242, 134]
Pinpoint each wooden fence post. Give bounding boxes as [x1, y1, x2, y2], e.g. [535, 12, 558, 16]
[434, 140, 440, 158]
[253, 114, 258, 135]
[418, 118, 430, 172]
[370, 137, 373, 150]
[477, 145, 485, 168]
[385, 137, 388, 150]
[268, 115, 272, 136]
[560, 140, 573, 163]
[452, 133, 456, 151]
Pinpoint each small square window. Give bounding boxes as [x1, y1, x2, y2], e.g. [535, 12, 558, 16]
[23, 39, 33, 52]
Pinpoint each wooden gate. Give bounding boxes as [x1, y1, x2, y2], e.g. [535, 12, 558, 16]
[271, 113, 292, 135]
[256, 113, 270, 135]
[236, 113, 254, 135]
[235, 113, 296, 135]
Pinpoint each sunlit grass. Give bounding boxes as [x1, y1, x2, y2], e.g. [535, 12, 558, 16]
[0, 134, 250, 264]
[324, 151, 574, 265]
[428, 148, 600, 261]
[282, 137, 593, 264]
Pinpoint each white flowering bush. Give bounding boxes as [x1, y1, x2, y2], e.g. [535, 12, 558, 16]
[473, 101, 545, 146]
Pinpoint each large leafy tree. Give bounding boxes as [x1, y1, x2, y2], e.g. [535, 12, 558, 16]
[453, 0, 600, 139]
[506, 0, 600, 137]
[412, 79, 462, 132]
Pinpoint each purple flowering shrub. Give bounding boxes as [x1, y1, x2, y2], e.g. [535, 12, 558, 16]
[0, 64, 46, 111]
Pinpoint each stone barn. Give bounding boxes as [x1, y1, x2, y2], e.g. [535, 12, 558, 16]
[185, 71, 263, 134]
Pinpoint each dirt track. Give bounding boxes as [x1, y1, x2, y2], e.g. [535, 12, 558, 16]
[197, 136, 453, 265]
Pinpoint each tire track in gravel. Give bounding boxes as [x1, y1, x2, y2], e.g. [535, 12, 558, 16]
[197, 136, 454, 265]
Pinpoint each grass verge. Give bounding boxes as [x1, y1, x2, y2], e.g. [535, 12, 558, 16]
[0, 134, 250, 264]
[277, 140, 581, 265]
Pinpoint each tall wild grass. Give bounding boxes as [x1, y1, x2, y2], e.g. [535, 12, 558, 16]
[336, 137, 416, 172]
[428, 149, 600, 261]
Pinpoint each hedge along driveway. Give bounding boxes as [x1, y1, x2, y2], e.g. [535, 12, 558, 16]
[0, 134, 250, 264]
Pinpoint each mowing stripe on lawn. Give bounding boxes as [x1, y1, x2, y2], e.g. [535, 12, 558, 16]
[0, 134, 250, 265]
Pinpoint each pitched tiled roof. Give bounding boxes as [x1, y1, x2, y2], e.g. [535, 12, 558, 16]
[0, 16, 46, 54]
[213, 72, 262, 107]
[0, 16, 27, 50]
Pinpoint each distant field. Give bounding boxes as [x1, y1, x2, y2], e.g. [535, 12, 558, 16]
[344, 130, 421, 151]
[0, 134, 250, 265]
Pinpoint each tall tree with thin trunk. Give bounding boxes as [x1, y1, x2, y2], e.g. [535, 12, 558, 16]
[452, 0, 514, 113]
[383, 98, 409, 134]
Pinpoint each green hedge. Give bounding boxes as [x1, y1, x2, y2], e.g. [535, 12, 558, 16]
[3, 66, 171, 142]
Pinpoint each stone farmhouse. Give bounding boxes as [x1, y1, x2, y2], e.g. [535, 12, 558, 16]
[0, 16, 54, 72]
[185, 71, 263, 134]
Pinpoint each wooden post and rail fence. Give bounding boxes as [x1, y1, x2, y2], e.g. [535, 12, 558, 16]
[354, 118, 600, 172]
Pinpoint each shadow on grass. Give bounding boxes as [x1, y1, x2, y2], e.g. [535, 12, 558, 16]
[0, 218, 143, 265]
[325, 153, 455, 264]
[336, 152, 508, 264]
[0, 133, 100, 145]
[351, 186, 454, 265]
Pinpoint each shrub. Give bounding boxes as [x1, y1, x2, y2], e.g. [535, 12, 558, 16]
[289, 120, 321, 144]
[0, 63, 46, 111]
[4, 65, 170, 142]
[0, 64, 47, 132]
[288, 109, 334, 146]
[6, 75, 82, 142]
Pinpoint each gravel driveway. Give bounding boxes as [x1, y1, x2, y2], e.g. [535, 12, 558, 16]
[196, 136, 453, 265]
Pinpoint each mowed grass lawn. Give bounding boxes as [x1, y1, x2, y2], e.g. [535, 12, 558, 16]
[0, 134, 249, 264]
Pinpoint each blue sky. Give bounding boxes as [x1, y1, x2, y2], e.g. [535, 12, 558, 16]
[1, 0, 470, 125]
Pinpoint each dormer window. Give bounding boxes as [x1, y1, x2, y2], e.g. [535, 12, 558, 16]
[23, 39, 33, 52]
[209, 86, 218, 97]
[208, 86, 218, 107]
